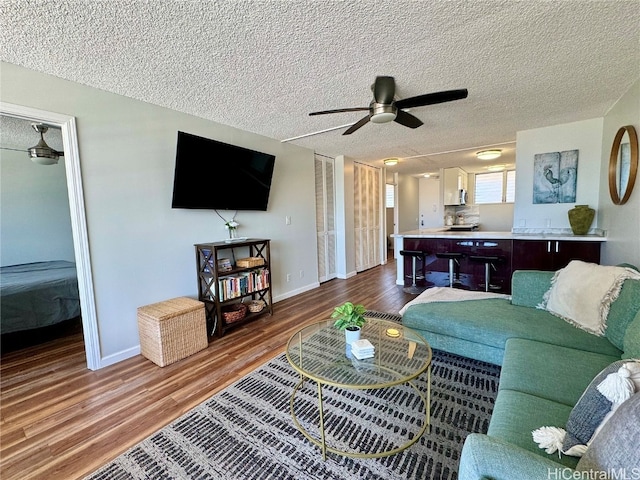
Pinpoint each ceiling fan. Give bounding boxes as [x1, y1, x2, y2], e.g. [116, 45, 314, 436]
[0, 123, 63, 165]
[309, 76, 468, 135]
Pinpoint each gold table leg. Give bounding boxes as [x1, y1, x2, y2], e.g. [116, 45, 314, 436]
[289, 374, 430, 460]
[317, 382, 326, 460]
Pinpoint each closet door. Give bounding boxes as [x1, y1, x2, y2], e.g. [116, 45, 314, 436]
[315, 155, 337, 282]
[354, 162, 382, 272]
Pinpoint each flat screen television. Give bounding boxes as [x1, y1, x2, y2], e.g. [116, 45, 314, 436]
[171, 131, 276, 211]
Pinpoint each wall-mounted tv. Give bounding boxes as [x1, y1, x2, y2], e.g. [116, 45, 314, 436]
[171, 131, 276, 211]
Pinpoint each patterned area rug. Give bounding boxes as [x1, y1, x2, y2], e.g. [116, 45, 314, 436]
[86, 312, 500, 480]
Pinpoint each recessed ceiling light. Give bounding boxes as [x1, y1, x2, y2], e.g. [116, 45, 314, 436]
[383, 158, 399, 166]
[476, 149, 502, 161]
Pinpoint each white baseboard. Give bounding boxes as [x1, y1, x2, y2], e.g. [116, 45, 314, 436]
[336, 270, 357, 280]
[273, 282, 320, 303]
[98, 345, 141, 369]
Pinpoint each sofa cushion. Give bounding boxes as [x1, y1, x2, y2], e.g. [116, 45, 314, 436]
[623, 309, 640, 359]
[576, 392, 640, 474]
[500, 339, 619, 406]
[606, 278, 640, 350]
[487, 389, 579, 468]
[401, 299, 622, 357]
[510, 270, 554, 308]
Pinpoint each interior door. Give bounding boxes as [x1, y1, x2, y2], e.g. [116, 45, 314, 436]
[354, 162, 382, 272]
[315, 154, 337, 282]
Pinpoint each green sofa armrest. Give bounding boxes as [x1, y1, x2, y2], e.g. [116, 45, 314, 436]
[459, 433, 571, 480]
[510, 270, 555, 308]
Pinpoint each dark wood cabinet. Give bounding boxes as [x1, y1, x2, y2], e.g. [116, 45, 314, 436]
[195, 238, 273, 338]
[401, 236, 602, 294]
[512, 240, 601, 271]
[402, 237, 513, 293]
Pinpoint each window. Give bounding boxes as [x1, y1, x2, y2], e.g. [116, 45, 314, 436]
[386, 184, 395, 208]
[475, 171, 516, 204]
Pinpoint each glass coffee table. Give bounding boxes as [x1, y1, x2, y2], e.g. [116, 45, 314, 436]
[285, 317, 432, 460]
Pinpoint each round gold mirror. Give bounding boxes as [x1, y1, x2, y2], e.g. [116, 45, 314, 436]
[608, 125, 638, 205]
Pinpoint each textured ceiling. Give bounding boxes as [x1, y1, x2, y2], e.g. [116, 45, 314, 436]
[1, 1, 639, 176]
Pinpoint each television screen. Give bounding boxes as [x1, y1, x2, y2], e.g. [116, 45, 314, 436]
[171, 131, 276, 211]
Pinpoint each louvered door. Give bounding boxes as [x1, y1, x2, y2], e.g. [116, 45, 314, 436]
[315, 155, 337, 282]
[354, 162, 382, 272]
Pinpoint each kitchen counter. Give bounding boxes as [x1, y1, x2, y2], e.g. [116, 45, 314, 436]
[393, 228, 606, 293]
[394, 228, 607, 242]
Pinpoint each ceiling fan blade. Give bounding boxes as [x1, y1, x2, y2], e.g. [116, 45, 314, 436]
[0, 146, 28, 152]
[394, 110, 423, 129]
[343, 115, 371, 135]
[373, 76, 395, 104]
[309, 107, 369, 116]
[395, 89, 468, 109]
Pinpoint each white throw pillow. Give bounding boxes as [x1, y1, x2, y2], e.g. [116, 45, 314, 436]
[540, 261, 640, 336]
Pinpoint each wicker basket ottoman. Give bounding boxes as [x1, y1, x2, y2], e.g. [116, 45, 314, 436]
[137, 297, 207, 367]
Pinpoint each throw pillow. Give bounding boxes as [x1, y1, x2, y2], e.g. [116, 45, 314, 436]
[576, 392, 640, 474]
[532, 359, 640, 457]
[539, 260, 640, 336]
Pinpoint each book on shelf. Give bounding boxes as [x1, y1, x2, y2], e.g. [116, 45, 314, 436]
[217, 268, 270, 301]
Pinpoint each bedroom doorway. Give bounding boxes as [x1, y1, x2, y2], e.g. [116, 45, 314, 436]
[0, 102, 100, 370]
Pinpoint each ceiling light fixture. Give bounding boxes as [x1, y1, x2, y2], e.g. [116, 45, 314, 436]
[27, 123, 62, 165]
[384, 158, 399, 166]
[487, 164, 507, 172]
[476, 149, 502, 161]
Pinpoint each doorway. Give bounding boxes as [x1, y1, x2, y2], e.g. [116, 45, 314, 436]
[0, 102, 100, 370]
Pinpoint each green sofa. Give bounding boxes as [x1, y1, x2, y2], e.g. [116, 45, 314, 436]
[400, 269, 640, 479]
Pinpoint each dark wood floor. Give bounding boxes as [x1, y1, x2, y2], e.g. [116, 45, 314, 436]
[0, 259, 414, 480]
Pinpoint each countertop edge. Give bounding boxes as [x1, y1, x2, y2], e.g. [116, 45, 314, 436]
[393, 230, 607, 241]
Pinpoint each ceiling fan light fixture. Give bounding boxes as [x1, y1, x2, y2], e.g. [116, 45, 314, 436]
[27, 123, 61, 165]
[370, 103, 397, 124]
[384, 158, 399, 166]
[476, 149, 502, 161]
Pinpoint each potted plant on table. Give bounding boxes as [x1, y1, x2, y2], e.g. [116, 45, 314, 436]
[331, 301, 367, 344]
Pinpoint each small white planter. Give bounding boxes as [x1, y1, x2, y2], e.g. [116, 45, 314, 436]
[344, 327, 361, 345]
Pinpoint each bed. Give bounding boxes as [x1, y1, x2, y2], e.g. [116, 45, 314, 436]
[1, 261, 81, 334]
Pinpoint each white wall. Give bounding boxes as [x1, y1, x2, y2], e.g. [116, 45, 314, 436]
[477, 203, 514, 231]
[334, 154, 356, 279]
[514, 118, 604, 230]
[598, 79, 640, 267]
[0, 142, 75, 266]
[0, 61, 319, 363]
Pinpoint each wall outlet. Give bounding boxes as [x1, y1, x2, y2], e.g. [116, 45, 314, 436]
[286, 273, 291, 282]
[285, 216, 291, 225]
[299, 270, 304, 278]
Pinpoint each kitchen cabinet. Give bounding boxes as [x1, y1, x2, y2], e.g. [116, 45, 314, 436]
[402, 237, 512, 293]
[512, 240, 601, 271]
[443, 167, 468, 205]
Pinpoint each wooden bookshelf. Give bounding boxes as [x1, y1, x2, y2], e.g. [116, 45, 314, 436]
[194, 238, 273, 337]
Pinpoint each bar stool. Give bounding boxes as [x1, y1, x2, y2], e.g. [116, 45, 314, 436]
[400, 250, 428, 294]
[436, 252, 466, 288]
[469, 255, 503, 292]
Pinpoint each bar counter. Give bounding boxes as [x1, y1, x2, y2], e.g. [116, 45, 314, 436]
[393, 228, 606, 293]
